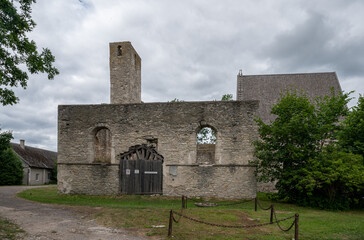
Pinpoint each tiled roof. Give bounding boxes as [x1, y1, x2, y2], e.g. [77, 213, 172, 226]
[236, 72, 342, 123]
[11, 143, 57, 169]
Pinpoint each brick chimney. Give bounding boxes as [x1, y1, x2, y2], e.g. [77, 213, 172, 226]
[20, 139, 25, 149]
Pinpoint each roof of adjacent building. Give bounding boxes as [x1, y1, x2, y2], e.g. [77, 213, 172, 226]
[236, 72, 342, 123]
[11, 143, 57, 169]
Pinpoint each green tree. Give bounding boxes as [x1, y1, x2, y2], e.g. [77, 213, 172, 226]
[0, 129, 12, 151]
[0, 0, 59, 106]
[338, 94, 364, 157]
[197, 127, 216, 144]
[221, 94, 233, 101]
[0, 130, 23, 185]
[252, 88, 351, 206]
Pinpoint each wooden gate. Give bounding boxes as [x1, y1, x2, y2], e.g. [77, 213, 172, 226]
[119, 144, 163, 195]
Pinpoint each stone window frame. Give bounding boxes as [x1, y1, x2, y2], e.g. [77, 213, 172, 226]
[91, 125, 115, 164]
[195, 124, 218, 165]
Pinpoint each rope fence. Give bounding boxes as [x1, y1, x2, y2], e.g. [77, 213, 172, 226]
[181, 195, 254, 208]
[169, 195, 299, 239]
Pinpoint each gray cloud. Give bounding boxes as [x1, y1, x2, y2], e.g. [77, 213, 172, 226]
[1, 0, 363, 151]
[264, 11, 364, 78]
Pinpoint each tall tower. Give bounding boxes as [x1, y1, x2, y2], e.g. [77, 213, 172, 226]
[109, 41, 141, 104]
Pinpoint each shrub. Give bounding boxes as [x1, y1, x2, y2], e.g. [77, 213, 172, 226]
[296, 148, 364, 210]
[0, 148, 23, 185]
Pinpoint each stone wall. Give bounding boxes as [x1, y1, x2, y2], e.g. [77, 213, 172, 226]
[58, 100, 259, 198]
[165, 165, 256, 198]
[57, 164, 119, 195]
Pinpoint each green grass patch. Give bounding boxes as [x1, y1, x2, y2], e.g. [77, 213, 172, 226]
[0, 216, 25, 240]
[18, 186, 364, 240]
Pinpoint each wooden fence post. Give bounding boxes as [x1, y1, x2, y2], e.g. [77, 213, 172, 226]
[294, 213, 299, 240]
[270, 205, 274, 224]
[255, 197, 257, 211]
[182, 195, 185, 209]
[168, 210, 173, 236]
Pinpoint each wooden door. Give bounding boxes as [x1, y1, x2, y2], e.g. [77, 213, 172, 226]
[120, 144, 163, 195]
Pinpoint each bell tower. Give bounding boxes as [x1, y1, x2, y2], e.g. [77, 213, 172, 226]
[109, 41, 141, 104]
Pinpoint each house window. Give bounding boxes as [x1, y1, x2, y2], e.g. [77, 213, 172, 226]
[93, 127, 112, 163]
[196, 126, 216, 164]
[35, 173, 39, 181]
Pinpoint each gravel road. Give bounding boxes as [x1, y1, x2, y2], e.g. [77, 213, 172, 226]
[0, 186, 148, 240]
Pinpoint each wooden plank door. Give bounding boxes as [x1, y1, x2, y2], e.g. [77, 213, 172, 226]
[120, 144, 163, 195]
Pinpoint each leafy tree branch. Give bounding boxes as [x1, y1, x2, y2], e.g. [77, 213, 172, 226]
[0, 0, 59, 105]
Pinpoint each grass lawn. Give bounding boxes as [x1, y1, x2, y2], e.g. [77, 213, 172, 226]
[0, 216, 25, 240]
[18, 186, 364, 240]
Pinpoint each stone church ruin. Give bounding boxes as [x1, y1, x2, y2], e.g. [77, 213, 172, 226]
[57, 42, 259, 198]
[58, 41, 343, 197]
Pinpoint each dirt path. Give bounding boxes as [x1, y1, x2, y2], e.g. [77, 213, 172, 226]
[0, 186, 148, 240]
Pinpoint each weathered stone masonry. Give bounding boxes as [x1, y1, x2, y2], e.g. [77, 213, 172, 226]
[58, 41, 259, 198]
[58, 101, 259, 198]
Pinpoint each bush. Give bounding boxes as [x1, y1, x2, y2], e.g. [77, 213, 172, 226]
[0, 148, 23, 185]
[296, 149, 364, 210]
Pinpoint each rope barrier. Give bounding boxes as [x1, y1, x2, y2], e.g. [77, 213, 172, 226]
[184, 195, 254, 207]
[169, 195, 300, 239]
[172, 209, 184, 223]
[172, 210, 295, 229]
[256, 198, 273, 210]
[273, 210, 295, 232]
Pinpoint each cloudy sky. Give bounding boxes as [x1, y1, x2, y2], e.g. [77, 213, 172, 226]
[1, 0, 363, 151]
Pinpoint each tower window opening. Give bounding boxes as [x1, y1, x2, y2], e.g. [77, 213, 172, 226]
[117, 45, 122, 56]
[134, 54, 138, 70]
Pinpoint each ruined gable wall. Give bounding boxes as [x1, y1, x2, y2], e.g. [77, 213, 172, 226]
[58, 100, 259, 198]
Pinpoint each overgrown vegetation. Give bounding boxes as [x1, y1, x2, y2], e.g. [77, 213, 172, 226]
[221, 93, 233, 101]
[18, 187, 364, 240]
[252, 88, 364, 210]
[0, 216, 25, 240]
[169, 98, 184, 102]
[0, 130, 23, 185]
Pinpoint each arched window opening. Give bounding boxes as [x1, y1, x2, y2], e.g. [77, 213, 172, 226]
[94, 127, 111, 163]
[196, 127, 216, 164]
[197, 127, 216, 144]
